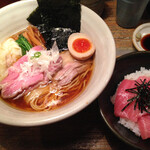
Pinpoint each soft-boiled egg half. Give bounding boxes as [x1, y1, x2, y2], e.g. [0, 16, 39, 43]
[68, 33, 95, 60]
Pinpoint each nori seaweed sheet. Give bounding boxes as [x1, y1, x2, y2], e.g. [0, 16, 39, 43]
[27, 0, 81, 51]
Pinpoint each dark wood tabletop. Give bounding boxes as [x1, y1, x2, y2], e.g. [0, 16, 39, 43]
[0, 0, 150, 150]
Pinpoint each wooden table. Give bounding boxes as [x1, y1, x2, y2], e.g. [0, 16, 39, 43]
[0, 0, 150, 150]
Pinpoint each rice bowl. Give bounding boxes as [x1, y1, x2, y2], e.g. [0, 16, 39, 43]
[99, 52, 150, 150]
[112, 67, 150, 139]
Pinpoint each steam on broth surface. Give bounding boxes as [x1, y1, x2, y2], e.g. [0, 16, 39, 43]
[0, 25, 94, 111]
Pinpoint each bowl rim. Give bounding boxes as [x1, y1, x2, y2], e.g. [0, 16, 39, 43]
[0, 0, 116, 126]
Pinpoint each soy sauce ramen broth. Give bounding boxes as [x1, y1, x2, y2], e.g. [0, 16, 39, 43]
[2, 68, 93, 112]
[0, 26, 94, 112]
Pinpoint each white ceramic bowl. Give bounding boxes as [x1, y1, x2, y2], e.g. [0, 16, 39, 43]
[0, 0, 116, 126]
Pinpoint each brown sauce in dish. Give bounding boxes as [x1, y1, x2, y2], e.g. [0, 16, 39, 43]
[141, 34, 150, 51]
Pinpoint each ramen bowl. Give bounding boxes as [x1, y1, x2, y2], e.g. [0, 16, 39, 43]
[0, 0, 116, 126]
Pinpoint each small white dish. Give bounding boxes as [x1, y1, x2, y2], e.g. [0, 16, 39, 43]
[132, 23, 150, 51]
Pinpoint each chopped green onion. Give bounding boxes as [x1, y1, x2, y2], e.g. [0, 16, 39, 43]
[34, 52, 41, 58]
[30, 52, 41, 59]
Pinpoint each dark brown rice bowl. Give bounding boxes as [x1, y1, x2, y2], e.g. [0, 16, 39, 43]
[99, 52, 150, 150]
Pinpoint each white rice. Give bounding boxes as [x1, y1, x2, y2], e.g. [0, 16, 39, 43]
[114, 67, 150, 137]
[118, 118, 140, 136]
[125, 67, 150, 80]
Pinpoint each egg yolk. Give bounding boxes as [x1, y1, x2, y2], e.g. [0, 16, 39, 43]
[72, 38, 91, 53]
